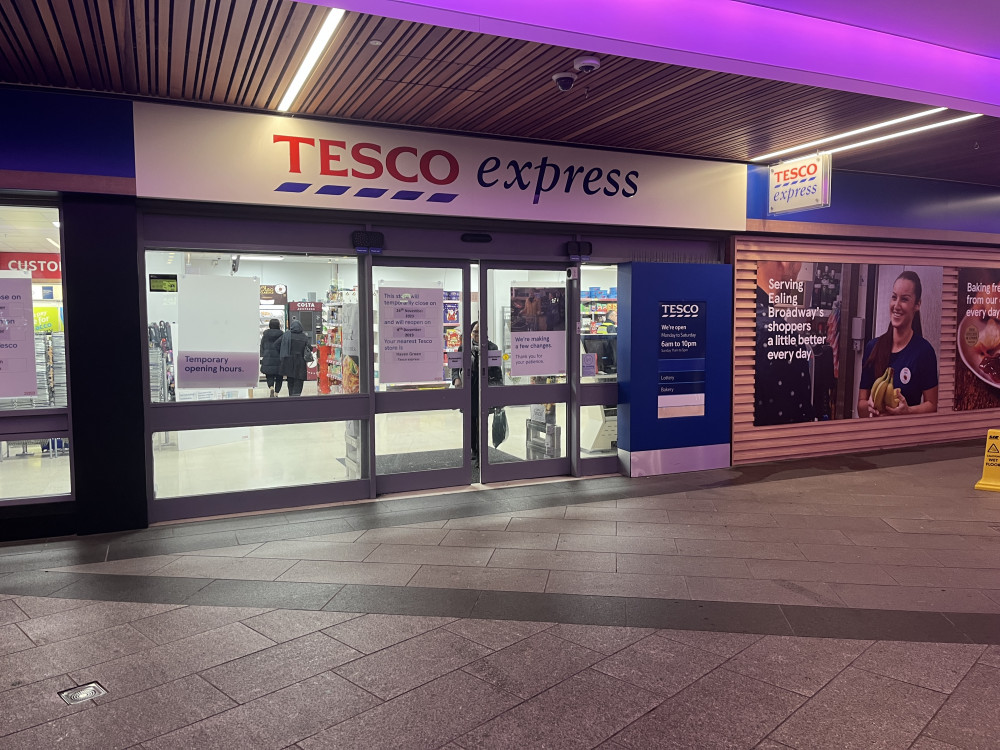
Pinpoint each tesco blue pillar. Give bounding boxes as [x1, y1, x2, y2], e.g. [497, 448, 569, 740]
[618, 262, 733, 476]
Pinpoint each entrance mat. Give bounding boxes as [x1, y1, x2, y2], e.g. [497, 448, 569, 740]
[373, 447, 520, 475]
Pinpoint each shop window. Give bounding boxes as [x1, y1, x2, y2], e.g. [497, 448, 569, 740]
[488, 402, 567, 463]
[0, 436, 71, 502]
[0, 206, 66, 411]
[152, 420, 363, 498]
[580, 264, 618, 384]
[145, 250, 362, 404]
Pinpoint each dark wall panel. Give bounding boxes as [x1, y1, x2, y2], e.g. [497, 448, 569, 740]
[62, 194, 148, 533]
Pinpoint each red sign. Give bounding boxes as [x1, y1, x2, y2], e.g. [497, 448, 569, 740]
[0, 253, 61, 279]
[289, 301, 323, 312]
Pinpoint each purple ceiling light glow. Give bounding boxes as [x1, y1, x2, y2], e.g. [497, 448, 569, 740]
[302, 0, 1000, 117]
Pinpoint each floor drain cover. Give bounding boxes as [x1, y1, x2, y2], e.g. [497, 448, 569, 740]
[58, 683, 107, 705]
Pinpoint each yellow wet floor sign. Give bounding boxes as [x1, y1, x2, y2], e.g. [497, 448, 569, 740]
[975, 430, 1000, 491]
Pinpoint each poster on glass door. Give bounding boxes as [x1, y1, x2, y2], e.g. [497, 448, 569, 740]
[509, 286, 566, 377]
[0, 271, 38, 397]
[379, 285, 443, 384]
[176, 275, 260, 388]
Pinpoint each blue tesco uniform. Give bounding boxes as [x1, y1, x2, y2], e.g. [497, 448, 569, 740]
[859, 334, 937, 406]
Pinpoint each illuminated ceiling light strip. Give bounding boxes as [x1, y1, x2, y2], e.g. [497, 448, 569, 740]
[825, 113, 983, 155]
[277, 8, 346, 113]
[46, 238, 60, 249]
[751, 107, 948, 162]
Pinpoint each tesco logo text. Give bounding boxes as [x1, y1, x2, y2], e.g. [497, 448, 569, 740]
[661, 304, 700, 317]
[275, 135, 459, 185]
[273, 134, 640, 205]
[772, 162, 818, 183]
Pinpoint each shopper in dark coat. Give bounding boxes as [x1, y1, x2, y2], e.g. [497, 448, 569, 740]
[259, 319, 284, 397]
[279, 319, 312, 397]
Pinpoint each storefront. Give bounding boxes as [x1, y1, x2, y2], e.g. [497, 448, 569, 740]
[0, 92, 745, 536]
[3, 87, 1000, 538]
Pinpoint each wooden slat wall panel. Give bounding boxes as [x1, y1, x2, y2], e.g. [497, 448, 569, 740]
[733, 237, 1000, 465]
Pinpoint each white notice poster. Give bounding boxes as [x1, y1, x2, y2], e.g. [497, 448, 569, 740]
[0, 271, 37, 397]
[379, 286, 443, 384]
[176, 275, 260, 388]
[510, 331, 567, 377]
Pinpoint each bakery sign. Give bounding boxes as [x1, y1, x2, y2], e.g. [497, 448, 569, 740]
[767, 153, 832, 215]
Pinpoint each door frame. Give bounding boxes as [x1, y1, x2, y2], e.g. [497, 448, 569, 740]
[370, 257, 473, 495]
[478, 261, 575, 484]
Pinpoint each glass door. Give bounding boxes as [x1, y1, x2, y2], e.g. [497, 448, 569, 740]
[372, 260, 472, 494]
[479, 264, 572, 483]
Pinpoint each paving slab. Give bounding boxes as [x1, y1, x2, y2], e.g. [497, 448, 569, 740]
[69, 621, 275, 702]
[771, 667, 945, 750]
[323, 613, 455, 654]
[1, 674, 235, 750]
[723, 635, 871, 696]
[463, 631, 602, 699]
[298, 670, 519, 750]
[922, 664, 1000, 749]
[853, 640, 986, 693]
[457, 669, 661, 750]
[141, 670, 380, 750]
[613, 668, 804, 750]
[201, 631, 362, 703]
[592, 633, 724, 697]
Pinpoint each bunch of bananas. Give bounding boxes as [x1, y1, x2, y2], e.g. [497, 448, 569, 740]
[871, 367, 900, 411]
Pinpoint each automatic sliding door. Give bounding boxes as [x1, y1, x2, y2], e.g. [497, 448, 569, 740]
[372, 261, 471, 494]
[479, 265, 572, 483]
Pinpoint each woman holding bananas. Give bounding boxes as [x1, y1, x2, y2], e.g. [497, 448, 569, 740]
[857, 270, 938, 417]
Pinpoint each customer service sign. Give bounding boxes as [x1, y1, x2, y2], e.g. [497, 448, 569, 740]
[133, 103, 746, 231]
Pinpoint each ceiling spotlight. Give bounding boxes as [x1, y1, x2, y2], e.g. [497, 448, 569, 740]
[573, 56, 600, 74]
[369, 39, 383, 47]
[552, 72, 578, 92]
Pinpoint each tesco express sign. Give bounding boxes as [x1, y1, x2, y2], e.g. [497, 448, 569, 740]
[767, 153, 832, 215]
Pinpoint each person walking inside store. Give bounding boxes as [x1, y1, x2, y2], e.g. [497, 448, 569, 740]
[279, 319, 313, 397]
[259, 318, 284, 397]
[857, 270, 938, 417]
[451, 321, 503, 463]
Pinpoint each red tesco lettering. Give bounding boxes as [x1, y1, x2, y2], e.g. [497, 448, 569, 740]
[773, 162, 819, 183]
[274, 135, 458, 185]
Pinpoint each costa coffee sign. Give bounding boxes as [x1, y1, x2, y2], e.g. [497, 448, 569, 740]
[767, 153, 832, 215]
[133, 103, 746, 231]
[0, 253, 61, 279]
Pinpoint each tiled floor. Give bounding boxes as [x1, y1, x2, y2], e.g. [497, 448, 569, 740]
[2, 439, 1000, 748]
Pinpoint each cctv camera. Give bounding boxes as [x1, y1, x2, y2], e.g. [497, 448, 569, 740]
[551, 71, 578, 92]
[573, 56, 600, 74]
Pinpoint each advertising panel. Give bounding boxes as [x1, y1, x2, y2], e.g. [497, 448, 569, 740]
[133, 103, 747, 231]
[955, 268, 1000, 410]
[754, 261, 942, 425]
[378, 286, 444, 384]
[259, 283, 287, 305]
[509, 286, 566, 377]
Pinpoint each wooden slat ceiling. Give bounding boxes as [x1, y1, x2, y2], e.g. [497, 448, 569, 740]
[2, 0, 999, 187]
